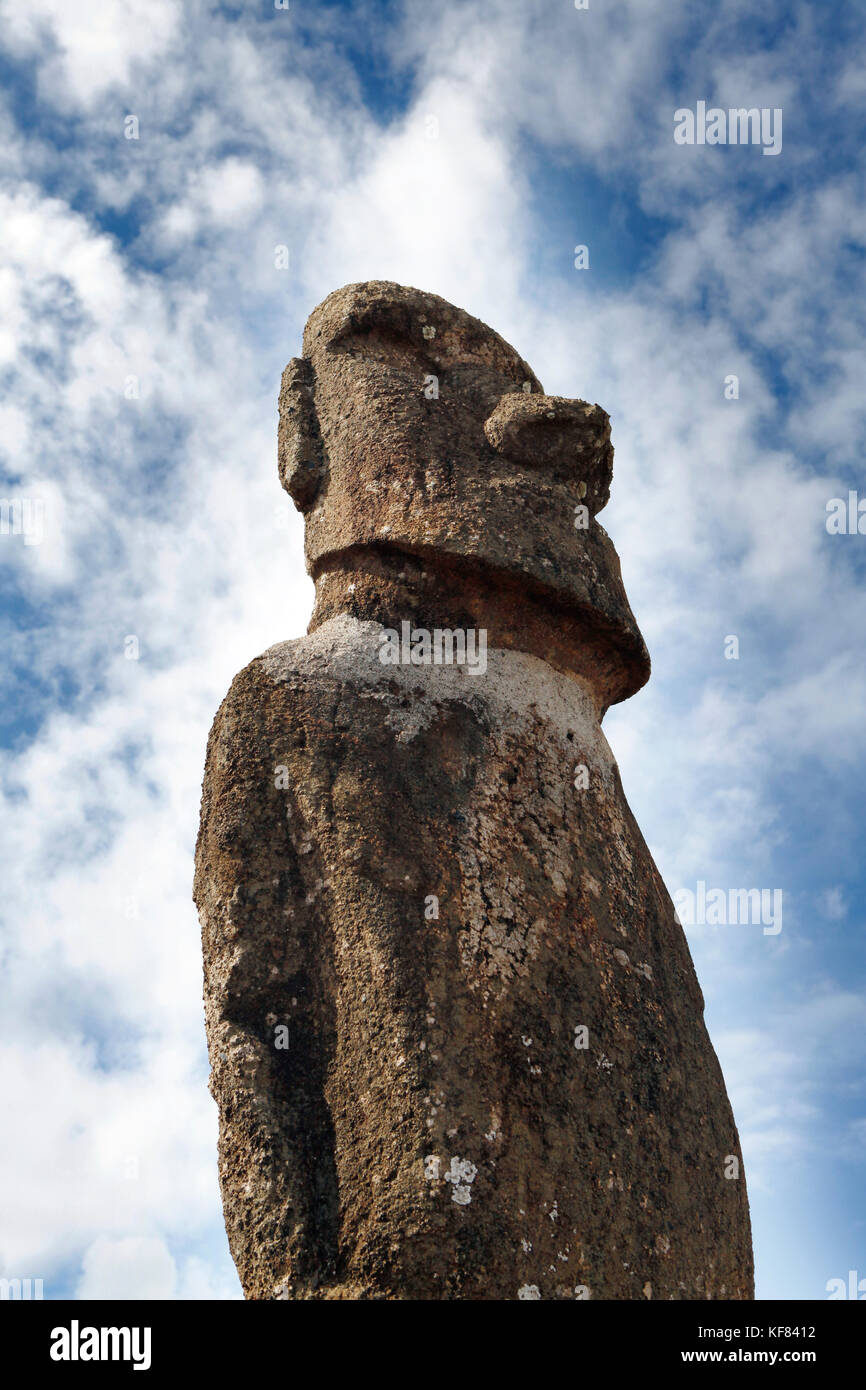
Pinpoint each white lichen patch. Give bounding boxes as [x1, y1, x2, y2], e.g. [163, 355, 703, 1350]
[517, 1284, 541, 1300]
[443, 1156, 477, 1205]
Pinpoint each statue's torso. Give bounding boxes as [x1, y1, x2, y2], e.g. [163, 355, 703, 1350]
[195, 614, 753, 1300]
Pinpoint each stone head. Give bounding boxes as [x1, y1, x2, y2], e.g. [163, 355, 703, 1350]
[279, 281, 650, 705]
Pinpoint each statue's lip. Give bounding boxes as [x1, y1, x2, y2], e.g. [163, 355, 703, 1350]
[310, 534, 650, 643]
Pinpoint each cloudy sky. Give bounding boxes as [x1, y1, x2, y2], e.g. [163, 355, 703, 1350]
[1, 0, 864, 1301]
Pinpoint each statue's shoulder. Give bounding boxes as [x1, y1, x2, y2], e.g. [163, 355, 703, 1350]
[210, 617, 388, 746]
[257, 616, 403, 702]
[210, 635, 321, 738]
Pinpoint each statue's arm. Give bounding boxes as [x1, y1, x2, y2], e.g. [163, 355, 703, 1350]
[193, 660, 338, 1299]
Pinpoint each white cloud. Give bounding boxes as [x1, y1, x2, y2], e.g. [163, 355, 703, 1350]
[0, 0, 181, 105]
[76, 1236, 178, 1300]
[73, 1234, 242, 1300]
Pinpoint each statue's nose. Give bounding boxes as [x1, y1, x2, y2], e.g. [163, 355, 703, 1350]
[484, 393, 614, 512]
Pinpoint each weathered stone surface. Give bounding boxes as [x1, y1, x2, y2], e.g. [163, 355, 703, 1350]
[194, 281, 753, 1300]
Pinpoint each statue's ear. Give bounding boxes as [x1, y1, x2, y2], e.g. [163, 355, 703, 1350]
[278, 357, 325, 511]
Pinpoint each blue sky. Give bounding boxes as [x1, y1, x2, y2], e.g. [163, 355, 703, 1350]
[0, 0, 864, 1300]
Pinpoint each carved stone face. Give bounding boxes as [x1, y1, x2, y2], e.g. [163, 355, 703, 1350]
[279, 280, 650, 702]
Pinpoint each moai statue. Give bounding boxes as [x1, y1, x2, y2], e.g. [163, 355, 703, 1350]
[194, 281, 754, 1301]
